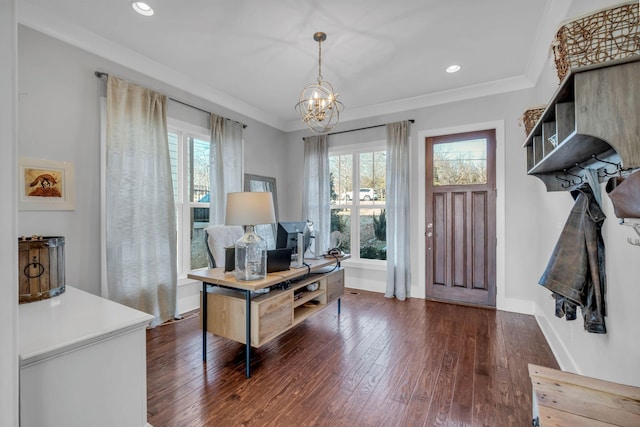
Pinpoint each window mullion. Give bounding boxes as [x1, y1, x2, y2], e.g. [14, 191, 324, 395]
[353, 152, 360, 261]
[180, 133, 191, 273]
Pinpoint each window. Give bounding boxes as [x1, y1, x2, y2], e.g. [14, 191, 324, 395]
[168, 121, 211, 275]
[329, 145, 386, 261]
[433, 138, 487, 186]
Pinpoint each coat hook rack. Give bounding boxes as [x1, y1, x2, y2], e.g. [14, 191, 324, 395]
[563, 169, 584, 181]
[555, 174, 574, 188]
[598, 167, 618, 178]
[592, 153, 621, 168]
[620, 220, 640, 247]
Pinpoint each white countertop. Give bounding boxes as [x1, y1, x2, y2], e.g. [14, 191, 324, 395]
[19, 286, 154, 367]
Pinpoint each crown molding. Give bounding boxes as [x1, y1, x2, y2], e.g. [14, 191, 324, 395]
[19, 0, 572, 134]
[18, 2, 286, 131]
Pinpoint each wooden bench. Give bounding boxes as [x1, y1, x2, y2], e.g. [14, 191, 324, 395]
[529, 364, 640, 426]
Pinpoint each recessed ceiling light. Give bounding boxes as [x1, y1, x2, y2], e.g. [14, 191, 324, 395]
[446, 65, 461, 73]
[131, 2, 154, 16]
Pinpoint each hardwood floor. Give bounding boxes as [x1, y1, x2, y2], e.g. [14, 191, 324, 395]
[146, 289, 558, 426]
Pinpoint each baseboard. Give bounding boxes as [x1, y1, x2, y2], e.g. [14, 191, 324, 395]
[498, 296, 535, 314]
[534, 307, 578, 373]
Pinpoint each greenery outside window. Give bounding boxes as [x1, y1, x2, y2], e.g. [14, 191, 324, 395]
[329, 144, 386, 261]
[168, 121, 211, 274]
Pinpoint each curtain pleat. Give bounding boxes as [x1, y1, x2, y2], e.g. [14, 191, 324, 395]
[210, 114, 244, 225]
[303, 135, 330, 256]
[385, 121, 411, 300]
[104, 76, 177, 327]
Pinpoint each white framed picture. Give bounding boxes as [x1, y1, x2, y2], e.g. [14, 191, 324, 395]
[18, 157, 75, 211]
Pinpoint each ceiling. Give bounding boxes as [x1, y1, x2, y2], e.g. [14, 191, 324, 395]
[18, 0, 574, 132]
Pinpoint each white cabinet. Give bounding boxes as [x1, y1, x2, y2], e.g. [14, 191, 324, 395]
[19, 286, 153, 427]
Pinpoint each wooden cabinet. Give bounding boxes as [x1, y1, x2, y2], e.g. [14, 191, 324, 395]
[524, 57, 640, 191]
[202, 268, 344, 347]
[19, 287, 153, 427]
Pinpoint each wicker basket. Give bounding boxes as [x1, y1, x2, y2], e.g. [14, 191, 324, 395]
[552, 1, 640, 81]
[519, 106, 546, 136]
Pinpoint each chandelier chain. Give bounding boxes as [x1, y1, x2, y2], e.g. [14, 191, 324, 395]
[317, 38, 323, 83]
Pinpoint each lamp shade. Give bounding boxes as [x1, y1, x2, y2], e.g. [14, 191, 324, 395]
[225, 192, 276, 226]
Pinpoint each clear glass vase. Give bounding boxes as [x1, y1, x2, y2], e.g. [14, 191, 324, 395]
[234, 225, 267, 281]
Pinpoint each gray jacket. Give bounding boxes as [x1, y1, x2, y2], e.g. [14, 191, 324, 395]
[539, 184, 607, 334]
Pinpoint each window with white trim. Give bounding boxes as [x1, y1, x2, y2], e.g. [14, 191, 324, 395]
[329, 143, 387, 262]
[168, 121, 211, 275]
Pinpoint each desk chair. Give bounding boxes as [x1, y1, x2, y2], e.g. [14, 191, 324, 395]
[203, 225, 243, 268]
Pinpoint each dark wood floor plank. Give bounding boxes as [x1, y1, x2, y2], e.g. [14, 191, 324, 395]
[146, 289, 558, 427]
[449, 309, 478, 425]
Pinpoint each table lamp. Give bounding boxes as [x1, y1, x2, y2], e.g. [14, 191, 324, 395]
[225, 192, 276, 281]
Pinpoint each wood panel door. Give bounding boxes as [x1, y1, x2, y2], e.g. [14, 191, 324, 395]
[425, 130, 496, 306]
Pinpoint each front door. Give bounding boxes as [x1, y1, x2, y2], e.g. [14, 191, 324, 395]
[425, 130, 496, 306]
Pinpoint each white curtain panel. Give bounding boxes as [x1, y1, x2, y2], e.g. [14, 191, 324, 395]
[302, 135, 330, 256]
[385, 121, 412, 300]
[104, 76, 177, 327]
[210, 114, 244, 225]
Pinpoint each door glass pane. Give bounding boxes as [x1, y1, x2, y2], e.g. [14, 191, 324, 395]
[433, 138, 487, 186]
[359, 207, 386, 260]
[359, 151, 385, 203]
[329, 154, 353, 204]
[330, 208, 351, 253]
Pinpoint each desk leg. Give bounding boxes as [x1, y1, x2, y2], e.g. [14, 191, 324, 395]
[202, 282, 207, 362]
[338, 297, 341, 315]
[245, 290, 251, 378]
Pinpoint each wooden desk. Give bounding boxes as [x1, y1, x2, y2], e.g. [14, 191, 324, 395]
[529, 364, 640, 426]
[188, 255, 347, 378]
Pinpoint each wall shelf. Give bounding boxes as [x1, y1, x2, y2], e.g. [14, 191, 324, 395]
[523, 56, 640, 191]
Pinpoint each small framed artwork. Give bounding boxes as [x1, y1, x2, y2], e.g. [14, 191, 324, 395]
[18, 157, 75, 211]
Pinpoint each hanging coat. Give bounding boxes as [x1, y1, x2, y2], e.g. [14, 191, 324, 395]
[539, 184, 607, 334]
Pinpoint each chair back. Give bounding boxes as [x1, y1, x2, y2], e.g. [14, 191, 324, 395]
[204, 225, 244, 268]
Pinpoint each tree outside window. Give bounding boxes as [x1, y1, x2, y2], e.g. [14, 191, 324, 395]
[329, 148, 386, 261]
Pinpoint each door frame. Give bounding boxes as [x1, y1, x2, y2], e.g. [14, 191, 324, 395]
[425, 129, 496, 306]
[417, 121, 507, 310]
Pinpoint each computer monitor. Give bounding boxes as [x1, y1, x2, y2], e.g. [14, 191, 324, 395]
[276, 221, 310, 256]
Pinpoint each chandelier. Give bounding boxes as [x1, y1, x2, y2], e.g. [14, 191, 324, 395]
[295, 32, 343, 133]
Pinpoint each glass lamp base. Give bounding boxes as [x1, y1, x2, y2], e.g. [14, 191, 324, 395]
[234, 225, 267, 281]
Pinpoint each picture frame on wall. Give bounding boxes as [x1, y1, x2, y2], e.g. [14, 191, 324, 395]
[18, 157, 75, 211]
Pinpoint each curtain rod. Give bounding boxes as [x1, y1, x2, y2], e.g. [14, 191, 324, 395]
[326, 119, 414, 137]
[94, 71, 247, 129]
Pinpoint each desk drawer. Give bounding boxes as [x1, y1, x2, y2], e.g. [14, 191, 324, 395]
[202, 288, 293, 347]
[325, 268, 344, 303]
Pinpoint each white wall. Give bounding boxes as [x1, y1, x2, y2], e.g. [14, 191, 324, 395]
[16, 0, 638, 390]
[17, 26, 289, 309]
[529, 0, 640, 387]
[283, 0, 640, 388]
[0, 1, 19, 425]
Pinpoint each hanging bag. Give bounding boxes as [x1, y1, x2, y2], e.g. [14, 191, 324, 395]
[606, 170, 640, 219]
